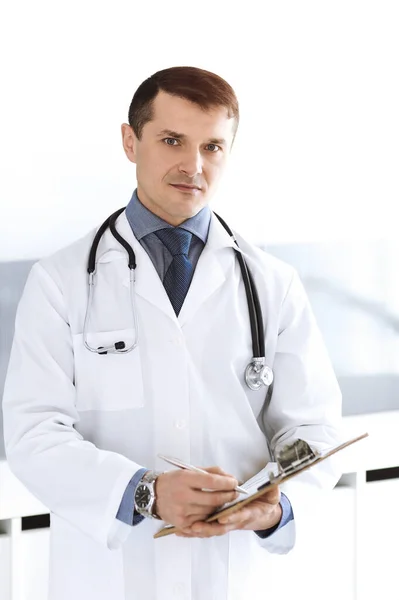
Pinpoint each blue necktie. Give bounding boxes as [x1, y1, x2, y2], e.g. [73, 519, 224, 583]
[155, 228, 193, 315]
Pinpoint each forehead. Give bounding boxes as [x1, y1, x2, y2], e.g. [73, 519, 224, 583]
[146, 91, 235, 141]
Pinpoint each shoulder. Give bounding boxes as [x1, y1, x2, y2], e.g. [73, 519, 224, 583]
[32, 227, 98, 289]
[226, 229, 302, 312]
[231, 230, 312, 327]
[233, 229, 296, 287]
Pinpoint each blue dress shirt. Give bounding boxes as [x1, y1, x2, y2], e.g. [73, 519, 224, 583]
[116, 189, 294, 536]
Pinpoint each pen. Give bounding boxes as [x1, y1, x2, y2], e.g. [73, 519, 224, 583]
[157, 454, 249, 494]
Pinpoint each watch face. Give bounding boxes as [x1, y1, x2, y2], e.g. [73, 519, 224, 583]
[135, 484, 151, 509]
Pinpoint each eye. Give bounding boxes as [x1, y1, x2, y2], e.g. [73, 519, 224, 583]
[163, 137, 179, 146]
[206, 144, 221, 153]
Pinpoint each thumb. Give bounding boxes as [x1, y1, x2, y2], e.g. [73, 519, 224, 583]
[261, 485, 281, 505]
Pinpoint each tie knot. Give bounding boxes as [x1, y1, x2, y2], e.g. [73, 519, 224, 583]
[155, 227, 193, 257]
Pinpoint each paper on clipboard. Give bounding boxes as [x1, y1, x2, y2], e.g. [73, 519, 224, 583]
[211, 462, 280, 513]
[153, 432, 368, 539]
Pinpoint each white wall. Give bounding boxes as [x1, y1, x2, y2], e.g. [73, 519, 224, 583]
[1, 1, 398, 261]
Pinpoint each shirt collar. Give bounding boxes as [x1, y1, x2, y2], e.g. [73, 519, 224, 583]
[125, 189, 211, 244]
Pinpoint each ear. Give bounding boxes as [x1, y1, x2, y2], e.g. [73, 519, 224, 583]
[121, 123, 137, 164]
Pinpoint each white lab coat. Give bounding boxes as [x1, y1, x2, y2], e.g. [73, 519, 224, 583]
[2, 211, 342, 600]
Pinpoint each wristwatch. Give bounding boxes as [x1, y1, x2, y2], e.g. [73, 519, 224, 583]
[134, 470, 162, 519]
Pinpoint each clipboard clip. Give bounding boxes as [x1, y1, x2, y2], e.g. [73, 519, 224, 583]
[257, 439, 319, 491]
[276, 439, 319, 475]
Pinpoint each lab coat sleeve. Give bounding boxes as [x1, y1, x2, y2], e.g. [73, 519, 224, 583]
[256, 268, 343, 554]
[2, 262, 144, 550]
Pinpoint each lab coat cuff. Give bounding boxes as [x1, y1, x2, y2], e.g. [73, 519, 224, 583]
[116, 467, 148, 525]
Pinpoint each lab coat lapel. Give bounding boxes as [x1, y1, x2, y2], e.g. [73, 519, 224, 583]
[97, 212, 177, 321]
[178, 213, 240, 327]
[96, 210, 240, 325]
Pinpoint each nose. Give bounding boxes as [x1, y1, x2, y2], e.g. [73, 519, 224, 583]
[178, 149, 203, 178]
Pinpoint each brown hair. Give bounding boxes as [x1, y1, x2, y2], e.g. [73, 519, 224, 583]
[128, 66, 239, 141]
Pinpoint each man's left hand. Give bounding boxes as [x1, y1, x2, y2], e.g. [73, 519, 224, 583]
[175, 486, 282, 538]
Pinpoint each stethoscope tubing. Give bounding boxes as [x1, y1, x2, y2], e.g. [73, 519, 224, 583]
[84, 207, 266, 377]
[213, 212, 264, 359]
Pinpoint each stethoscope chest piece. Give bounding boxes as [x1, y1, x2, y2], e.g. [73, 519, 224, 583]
[245, 359, 274, 391]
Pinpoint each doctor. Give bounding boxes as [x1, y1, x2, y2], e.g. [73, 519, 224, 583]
[3, 66, 342, 600]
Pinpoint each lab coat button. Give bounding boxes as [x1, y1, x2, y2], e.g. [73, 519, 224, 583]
[174, 420, 187, 429]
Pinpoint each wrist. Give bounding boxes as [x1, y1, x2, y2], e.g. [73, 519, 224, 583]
[257, 502, 282, 532]
[134, 470, 163, 519]
[271, 502, 283, 527]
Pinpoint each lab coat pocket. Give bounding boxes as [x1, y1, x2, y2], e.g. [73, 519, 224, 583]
[72, 328, 144, 411]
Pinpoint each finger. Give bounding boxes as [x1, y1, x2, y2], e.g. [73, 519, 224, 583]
[200, 466, 229, 476]
[187, 504, 216, 525]
[188, 521, 237, 537]
[261, 486, 281, 505]
[218, 509, 250, 525]
[190, 489, 239, 507]
[188, 471, 238, 492]
[174, 516, 205, 537]
[201, 467, 245, 487]
[186, 513, 209, 527]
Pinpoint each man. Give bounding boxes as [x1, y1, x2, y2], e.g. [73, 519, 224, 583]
[2, 66, 342, 600]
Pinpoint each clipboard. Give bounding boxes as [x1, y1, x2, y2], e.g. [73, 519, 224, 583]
[153, 432, 368, 539]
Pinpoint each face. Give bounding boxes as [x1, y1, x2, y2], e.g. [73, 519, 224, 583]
[121, 91, 236, 226]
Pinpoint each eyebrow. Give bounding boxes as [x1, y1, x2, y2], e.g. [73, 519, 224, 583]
[157, 129, 227, 146]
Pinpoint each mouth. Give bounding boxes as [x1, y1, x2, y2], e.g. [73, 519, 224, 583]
[170, 183, 202, 192]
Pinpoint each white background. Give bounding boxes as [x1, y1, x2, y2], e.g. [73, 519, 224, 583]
[0, 0, 398, 260]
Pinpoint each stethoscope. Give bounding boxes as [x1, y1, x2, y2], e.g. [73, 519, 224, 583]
[83, 207, 274, 391]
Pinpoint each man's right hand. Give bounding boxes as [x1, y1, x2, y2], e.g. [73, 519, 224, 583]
[154, 466, 239, 529]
